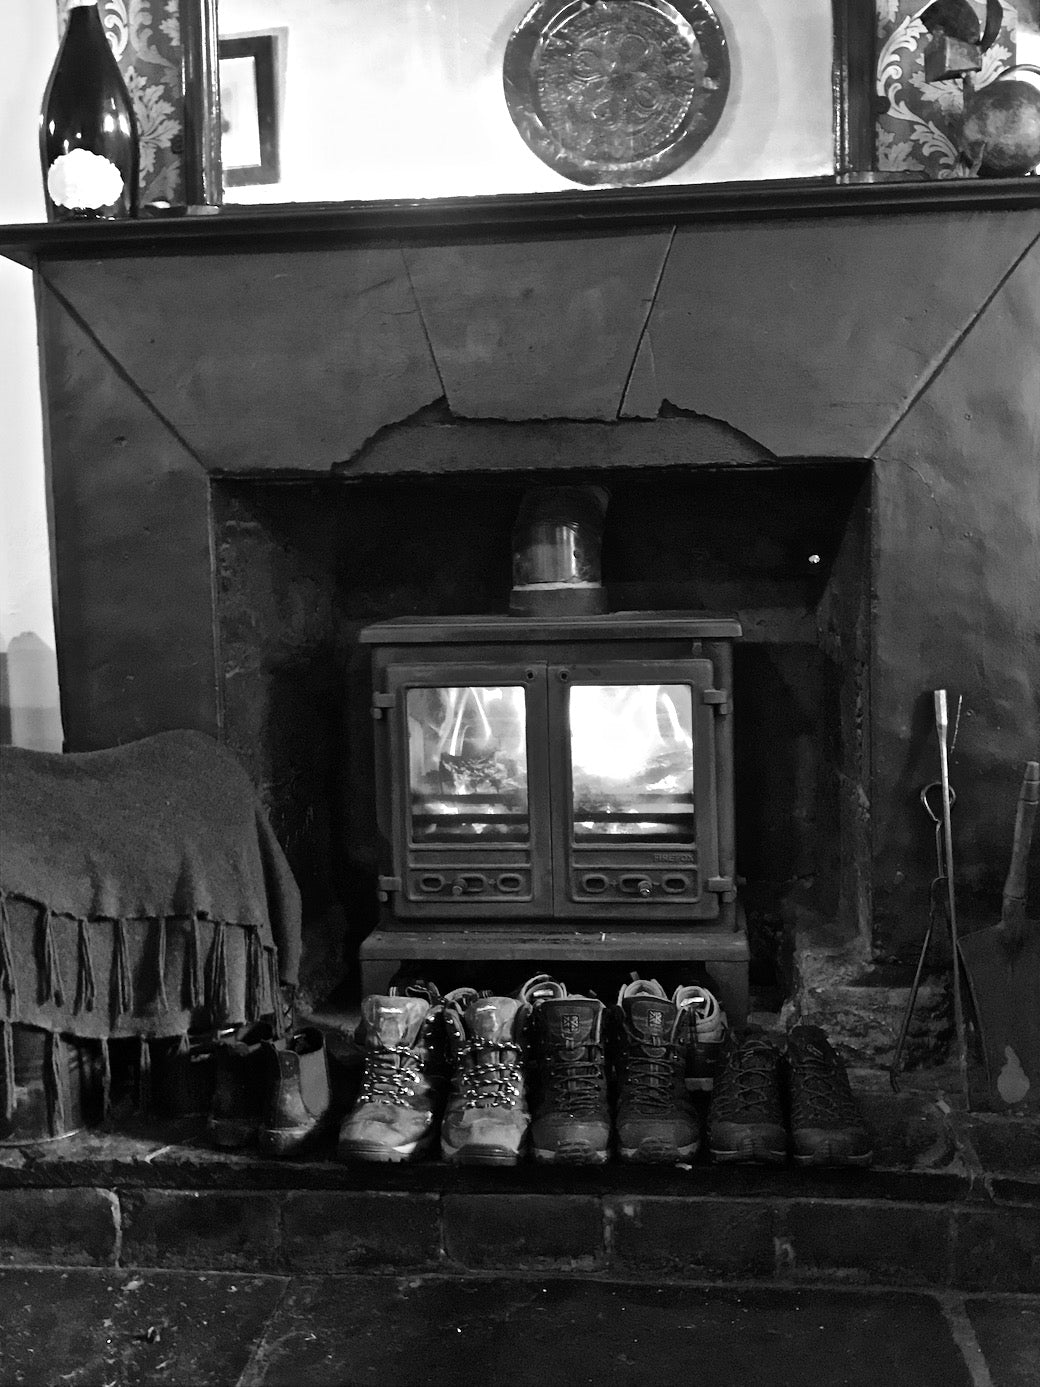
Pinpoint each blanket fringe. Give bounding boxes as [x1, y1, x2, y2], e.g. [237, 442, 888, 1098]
[114, 918, 133, 1018]
[100, 1037, 111, 1120]
[137, 1035, 151, 1112]
[208, 921, 230, 1022]
[40, 906, 65, 1008]
[155, 917, 169, 1012]
[0, 891, 18, 1010]
[247, 927, 264, 1021]
[267, 947, 285, 1038]
[76, 918, 96, 1014]
[188, 918, 204, 1009]
[47, 1030, 67, 1136]
[1, 1019, 14, 1122]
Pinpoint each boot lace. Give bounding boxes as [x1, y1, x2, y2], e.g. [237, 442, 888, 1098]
[358, 1045, 423, 1104]
[791, 1046, 857, 1125]
[713, 1040, 781, 1120]
[619, 1036, 681, 1112]
[457, 1040, 524, 1109]
[541, 1044, 606, 1112]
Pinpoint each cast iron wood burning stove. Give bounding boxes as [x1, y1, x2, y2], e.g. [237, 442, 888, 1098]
[358, 612, 749, 1022]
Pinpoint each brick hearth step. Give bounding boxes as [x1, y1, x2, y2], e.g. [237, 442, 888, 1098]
[2, 1119, 1037, 1292]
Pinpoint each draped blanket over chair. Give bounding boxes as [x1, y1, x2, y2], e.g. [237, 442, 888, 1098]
[0, 730, 302, 1124]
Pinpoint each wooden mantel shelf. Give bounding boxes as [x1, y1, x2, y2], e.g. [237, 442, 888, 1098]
[1, 175, 1038, 266]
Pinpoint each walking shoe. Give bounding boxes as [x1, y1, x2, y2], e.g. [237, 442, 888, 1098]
[708, 1030, 787, 1164]
[673, 984, 728, 1091]
[440, 995, 530, 1166]
[528, 990, 610, 1165]
[258, 1027, 334, 1158]
[206, 1022, 277, 1149]
[785, 1025, 874, 1167]
[613, 979, 701, 1164]
[337, 993, 447, 1163]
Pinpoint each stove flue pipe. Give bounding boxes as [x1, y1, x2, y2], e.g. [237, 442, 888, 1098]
[509, 485, 609, 617]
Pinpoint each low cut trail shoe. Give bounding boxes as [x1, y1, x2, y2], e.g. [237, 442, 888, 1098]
[708, 1030, 788, 1165]
[440, 994, 530, 1166]
[337, 992, 447, 1164]
[613, 979, 701, 1164]
[785, 1025, 873, 1167]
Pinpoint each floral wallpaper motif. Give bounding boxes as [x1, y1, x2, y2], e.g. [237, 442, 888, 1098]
[57, 0, 185, 207]
[876, 0, 1017, 178]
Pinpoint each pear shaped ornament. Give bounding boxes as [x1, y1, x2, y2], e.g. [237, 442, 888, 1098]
[40, 0, 139, 220]
[960, 65, 1040, 177]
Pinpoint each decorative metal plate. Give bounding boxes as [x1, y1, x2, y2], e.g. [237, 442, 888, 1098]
[503, 0, 730, 186]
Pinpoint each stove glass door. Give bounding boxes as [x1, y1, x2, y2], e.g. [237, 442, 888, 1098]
[568, 682, 695, 844]
[551, 658, 720, 919]
[406, 683, 530, 844]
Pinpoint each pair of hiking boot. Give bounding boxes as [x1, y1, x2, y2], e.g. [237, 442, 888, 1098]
[708, 1025, 873, 1167]
[206, 1023, 334, 1158]
[335, 982, 529, 1166]
[337, 974, 727, 1167]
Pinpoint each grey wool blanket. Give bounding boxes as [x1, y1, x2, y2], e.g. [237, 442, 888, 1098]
[0, 730, 301, 1048]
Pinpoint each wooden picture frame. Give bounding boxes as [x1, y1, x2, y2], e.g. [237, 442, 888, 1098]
[218, 33, 280, 187]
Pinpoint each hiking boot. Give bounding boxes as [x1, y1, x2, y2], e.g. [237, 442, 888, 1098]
[528, 993, 610, 1165]
[337, 994, 446, 1163]
[206, 1022, 277, 1149]
[673, 984, 728, 1091]
[440, 995, 530, 1166]
[258, 1027, 334, 1158]
[613, 979, 701, 1164]
[785, 1025, 874, 1167]
[708, 1030, 787, 1164]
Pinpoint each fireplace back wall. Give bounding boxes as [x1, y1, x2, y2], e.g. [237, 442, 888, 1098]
[213, 462, 868, 991]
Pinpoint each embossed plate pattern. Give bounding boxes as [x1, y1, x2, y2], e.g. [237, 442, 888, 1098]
[503, 0, 730, 185]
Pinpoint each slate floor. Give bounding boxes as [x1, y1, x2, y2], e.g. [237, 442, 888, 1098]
[0, 1269, 1037, 1387]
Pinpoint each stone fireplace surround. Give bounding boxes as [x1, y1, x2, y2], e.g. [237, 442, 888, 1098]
[17, 198, 1040, 1056]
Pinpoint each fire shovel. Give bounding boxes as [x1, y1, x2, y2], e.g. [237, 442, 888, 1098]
[958, 761, 1040, 1108]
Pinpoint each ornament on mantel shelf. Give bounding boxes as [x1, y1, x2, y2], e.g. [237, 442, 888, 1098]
[52, 0, 185, 210]
[875, 0, 1018, 178]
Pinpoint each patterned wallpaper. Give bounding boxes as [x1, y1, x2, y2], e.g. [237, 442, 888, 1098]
[56, 0, 184, 206]
[876, 1, 1017, 178]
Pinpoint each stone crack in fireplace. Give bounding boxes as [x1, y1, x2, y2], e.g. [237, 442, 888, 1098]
[212, 416, 873, 1024]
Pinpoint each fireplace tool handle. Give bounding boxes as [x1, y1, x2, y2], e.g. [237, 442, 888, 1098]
[935, 689, 971, 1107]
[890, 780, 955, 1092]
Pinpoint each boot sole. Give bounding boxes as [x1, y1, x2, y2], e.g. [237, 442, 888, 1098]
[258, 1119, 331, 1159]
[337, 1135, 434, 1164]
[533, 1146, 610, 1166]
[441, 1140, 525, 1166]
[618, 1139, 700, 1164]
[207, 1117, 258, 1150]
[710, 1137, 788, 1165]
[792, 1145, 874, 1168]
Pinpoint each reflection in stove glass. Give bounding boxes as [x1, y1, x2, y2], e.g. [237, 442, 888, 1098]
[406, 685, 529, 842]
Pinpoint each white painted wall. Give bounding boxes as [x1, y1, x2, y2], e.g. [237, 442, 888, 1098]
[0, 1, 63, 750]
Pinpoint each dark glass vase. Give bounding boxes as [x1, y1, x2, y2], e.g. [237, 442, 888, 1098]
[39, 0, 139, 221]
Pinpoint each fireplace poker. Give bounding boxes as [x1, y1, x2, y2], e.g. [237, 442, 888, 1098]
[935, 689, 971, 1106]
[890, 781, 956, 1092]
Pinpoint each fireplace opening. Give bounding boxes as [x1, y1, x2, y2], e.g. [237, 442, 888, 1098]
[213, 457, 871, 1013]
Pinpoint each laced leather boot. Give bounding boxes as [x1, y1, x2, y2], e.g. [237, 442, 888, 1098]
[440, 995, 530, 1166]
[613, 980, 700, 1164]
[785, 1025, 873, 1167]
[708, 1030, 787, 1164]
[337, 994, 446, 1163]
[529, 995, 610, 1165]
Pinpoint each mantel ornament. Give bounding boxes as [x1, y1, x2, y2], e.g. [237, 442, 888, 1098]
[503, 0, 730, 186]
